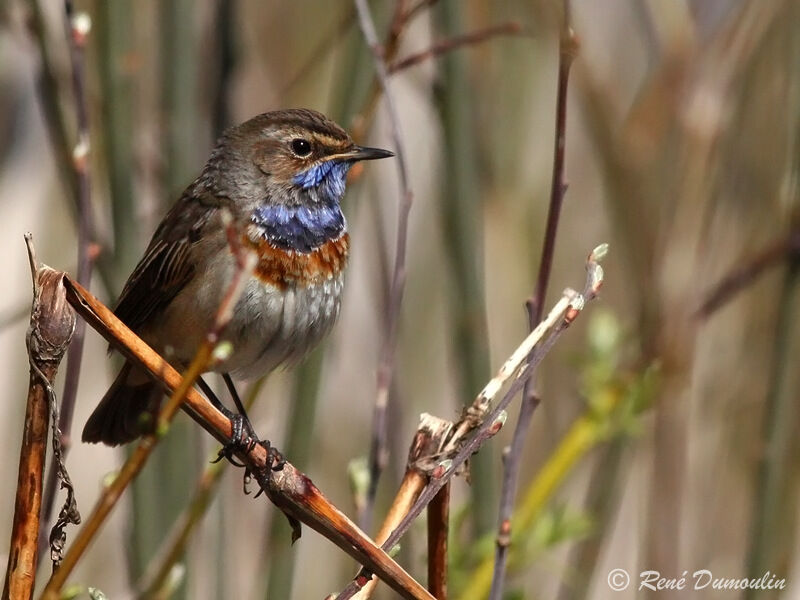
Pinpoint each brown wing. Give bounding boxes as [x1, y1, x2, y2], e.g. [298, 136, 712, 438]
[114, 194, 217, 332]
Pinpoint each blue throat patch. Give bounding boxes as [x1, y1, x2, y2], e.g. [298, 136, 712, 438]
[252, 160, 351, 252]
[292, 160, 350, 199]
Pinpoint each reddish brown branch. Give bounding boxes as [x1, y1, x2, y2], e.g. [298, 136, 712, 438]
[351, 414, 452, 600]
[4, 238, 75, 600]
[697, 230, 800, 319]
[389, 22, 524, 73]
[427, 483, 450, 599]
[35, 276, 431, 600]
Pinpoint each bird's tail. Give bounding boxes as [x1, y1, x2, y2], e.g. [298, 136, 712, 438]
[82, 362, 162, 446]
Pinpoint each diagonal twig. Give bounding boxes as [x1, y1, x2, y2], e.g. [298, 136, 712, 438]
[335, 245, 607, 599]
[696, 228, 800, 318]
[389, 21, 524, 73]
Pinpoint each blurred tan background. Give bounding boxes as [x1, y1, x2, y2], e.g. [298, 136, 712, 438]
[0, 0, 798, 598]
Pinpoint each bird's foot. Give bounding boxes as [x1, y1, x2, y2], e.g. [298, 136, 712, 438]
[213, 413, 258, 467]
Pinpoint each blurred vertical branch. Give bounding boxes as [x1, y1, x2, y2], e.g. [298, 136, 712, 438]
[745, 25, 800, 585]
[744, 256, 800, 595]
[354, 0, 415, 535]
[263, 8, 374, 594]
[211, 0, 236, 141]
[127, 1, 200, 593]
[263, 347, 324, 600]
[489, 2, 576, 597]
[37, 0, 96, 568]
[433, 0, 494, 536]
[28, 0, 115, 292]
[160, 0, 198, 201]
[28, 0, 79, 216]
[556, 439, 627, 600]
[95, 0, 137, 285]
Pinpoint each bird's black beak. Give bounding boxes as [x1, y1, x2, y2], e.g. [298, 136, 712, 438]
[346, 145, 395, 161]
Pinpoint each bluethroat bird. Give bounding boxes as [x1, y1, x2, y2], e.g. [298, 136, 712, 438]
[83, 108, 393, 446]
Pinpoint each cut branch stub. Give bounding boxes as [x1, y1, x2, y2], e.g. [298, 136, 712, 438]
[3, 238, 76, 600]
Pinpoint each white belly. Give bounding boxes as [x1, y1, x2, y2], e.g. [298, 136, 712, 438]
[221, 274, 344, 378]
[145, 249, 344, 379]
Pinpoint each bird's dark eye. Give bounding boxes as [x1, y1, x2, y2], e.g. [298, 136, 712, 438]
[291, 138, 312, 157]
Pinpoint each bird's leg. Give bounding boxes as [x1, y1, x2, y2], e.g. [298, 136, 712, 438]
[221, 373, 260, 447]
[222, 373, 249, 419]
[196, 376, 252, 467]
[220, 373, 287, 491]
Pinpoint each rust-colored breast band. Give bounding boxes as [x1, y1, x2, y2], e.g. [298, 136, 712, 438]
[242, 233, 350, 289]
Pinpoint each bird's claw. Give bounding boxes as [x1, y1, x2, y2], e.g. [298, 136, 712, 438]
[213, 414, 256, 467]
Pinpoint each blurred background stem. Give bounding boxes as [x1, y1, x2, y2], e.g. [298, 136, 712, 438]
[263, 18, 375, 594]
[744, 258, 800, 596]
[262, 347, 324, 599]
[434, 0, 493, 537]
[95, 0, 137, 291]
[556, 439, 627, 600]
[128, 2, 199, 596]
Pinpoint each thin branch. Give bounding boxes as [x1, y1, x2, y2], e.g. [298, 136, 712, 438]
[348, 0, 408, 151]
[28, 0, 114, 292]
[489, 4, 577, 597]
[135, 376, 267, 598]
[136, 455, 225, 598]
[335, 246, 606, 600]
[696, 229, 800, 318]
[354, 0, 415, 532]
[402, 0, 440, 27]
[278, 4, 356, 97]
[3, 237, 75, 600]
[38, 3, 97, 567]
[389, 22, 524, 73]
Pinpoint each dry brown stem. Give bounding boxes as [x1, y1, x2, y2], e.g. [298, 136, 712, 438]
[351, 414, 453, 600]
[426, 483, 450, 599]
[3, 237, 75, 600]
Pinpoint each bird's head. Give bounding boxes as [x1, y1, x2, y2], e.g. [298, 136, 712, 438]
[206, 109, 393, 211]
